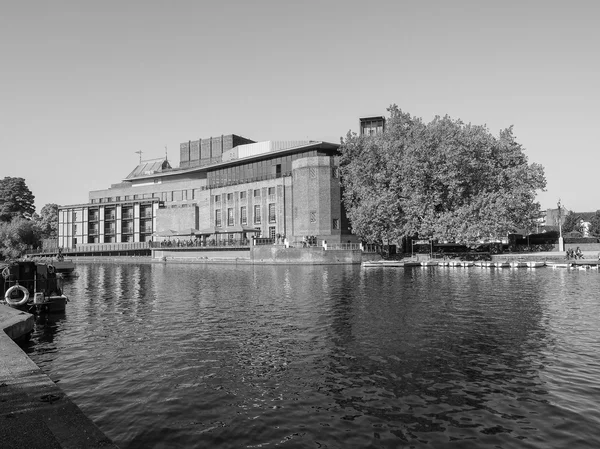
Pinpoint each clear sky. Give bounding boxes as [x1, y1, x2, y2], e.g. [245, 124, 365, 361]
[1, 1, 598, 214]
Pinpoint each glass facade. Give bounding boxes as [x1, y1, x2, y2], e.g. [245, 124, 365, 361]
[206, 150, 331, 188]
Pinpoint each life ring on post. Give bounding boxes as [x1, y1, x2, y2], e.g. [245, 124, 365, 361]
[47, 265, 55, 274]
[4, 285, 30, 306]
[1, 267, 10, 279]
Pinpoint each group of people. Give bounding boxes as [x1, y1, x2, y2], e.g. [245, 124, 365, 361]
[565, 247, 584, 260]
[158, 237, 252, 247]
[301, 235, 317, 247]
[159, 238, 201, 247]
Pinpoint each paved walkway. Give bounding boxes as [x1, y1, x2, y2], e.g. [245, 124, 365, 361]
[0, 306, 118, 448]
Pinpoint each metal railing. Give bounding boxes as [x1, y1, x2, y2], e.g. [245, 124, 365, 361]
[323, 243, 362, 251]
[150, 239, 251, 248]
[24, 242, 152, 255]
[253, 238, 275, 246]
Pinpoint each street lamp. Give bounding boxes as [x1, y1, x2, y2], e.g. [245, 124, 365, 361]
[557, 199, 564, 252]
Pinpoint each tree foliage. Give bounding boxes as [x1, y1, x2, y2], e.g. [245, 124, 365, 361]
[339, 105, 547, 243]
[560, 212, 582, 235]
[0, 177, 36, 222]
[0, 217, 41, 260]
[588, 211, 600, 237]
[34, 203, 59, 239]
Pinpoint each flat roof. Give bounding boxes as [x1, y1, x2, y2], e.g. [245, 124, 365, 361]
[122, 140, 339, 182]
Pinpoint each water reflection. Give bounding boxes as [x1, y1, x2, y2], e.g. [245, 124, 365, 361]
[23, 263, 600, 449]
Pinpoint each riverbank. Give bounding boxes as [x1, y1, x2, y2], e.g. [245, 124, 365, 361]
[0, 306, 119, 448]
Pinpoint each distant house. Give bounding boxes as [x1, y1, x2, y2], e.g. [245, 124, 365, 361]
[544, 208, 596, 236]
[573, 212, 596, 237]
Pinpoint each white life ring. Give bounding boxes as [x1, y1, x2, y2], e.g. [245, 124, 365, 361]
[47, 265, 55, 274]
[5, 285, 30, 306]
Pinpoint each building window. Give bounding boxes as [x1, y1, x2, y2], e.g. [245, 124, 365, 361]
[73, 212, 78, 221]
[269, 226, 276, 239]
[333, 218, 340, 230]
[268, 187, 275, 196]
[240, 191, 246, 199]
[309, 168, 316, 178]
[215, 209, 222, 227]
[227, 193, 233, 202]
[268, 203, 276, 223]
[215, 194, 221, 204]
[253, 189, 260, 198]
[310, 211, 317, 223]
[254, 205, 261, 224]
[332, 167, 340, 178]
[227, 208, 234, 226]
[241, 206, 247, 225]
[72, 224, 78, 234]
[105, 208, 115, 220]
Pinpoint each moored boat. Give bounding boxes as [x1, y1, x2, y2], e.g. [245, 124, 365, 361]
[510, 261, 527, 268]
[53, 259, 76, 275]
[549, 262, 572, 269]
[526, 261, 545, 268]
[420, 260, 438, 267]
[1, 261, 69, 313]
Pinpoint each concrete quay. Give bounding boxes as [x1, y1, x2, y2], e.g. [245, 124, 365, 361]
[0, 306, 118, 449]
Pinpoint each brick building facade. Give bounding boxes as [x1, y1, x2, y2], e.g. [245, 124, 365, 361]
[57, 138, 356, 249]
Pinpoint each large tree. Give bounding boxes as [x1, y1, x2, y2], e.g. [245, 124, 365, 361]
[0, 177, 36, 222]
[35, 203, 59, 239]
[339, 106, 547, 243]
[0, 217, 41, 260]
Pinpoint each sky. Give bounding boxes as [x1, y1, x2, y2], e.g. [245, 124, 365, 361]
[1, 0, 598, 214]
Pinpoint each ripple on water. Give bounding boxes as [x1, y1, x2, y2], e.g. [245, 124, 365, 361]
[21, 262, 600, 449]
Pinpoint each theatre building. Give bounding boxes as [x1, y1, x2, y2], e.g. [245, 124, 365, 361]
[57, 135, 356, 250]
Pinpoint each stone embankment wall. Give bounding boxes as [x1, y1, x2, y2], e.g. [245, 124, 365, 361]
[151, 246, 362, 264]
[251, 246, 362, 265]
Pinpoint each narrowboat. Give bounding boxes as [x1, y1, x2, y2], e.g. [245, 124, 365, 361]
[1, 261, 68, 313]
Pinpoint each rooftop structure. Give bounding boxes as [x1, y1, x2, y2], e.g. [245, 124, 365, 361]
[359, 115, 386, 136]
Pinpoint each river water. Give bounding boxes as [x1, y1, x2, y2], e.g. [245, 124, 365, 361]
[22, 262, 600, 449]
